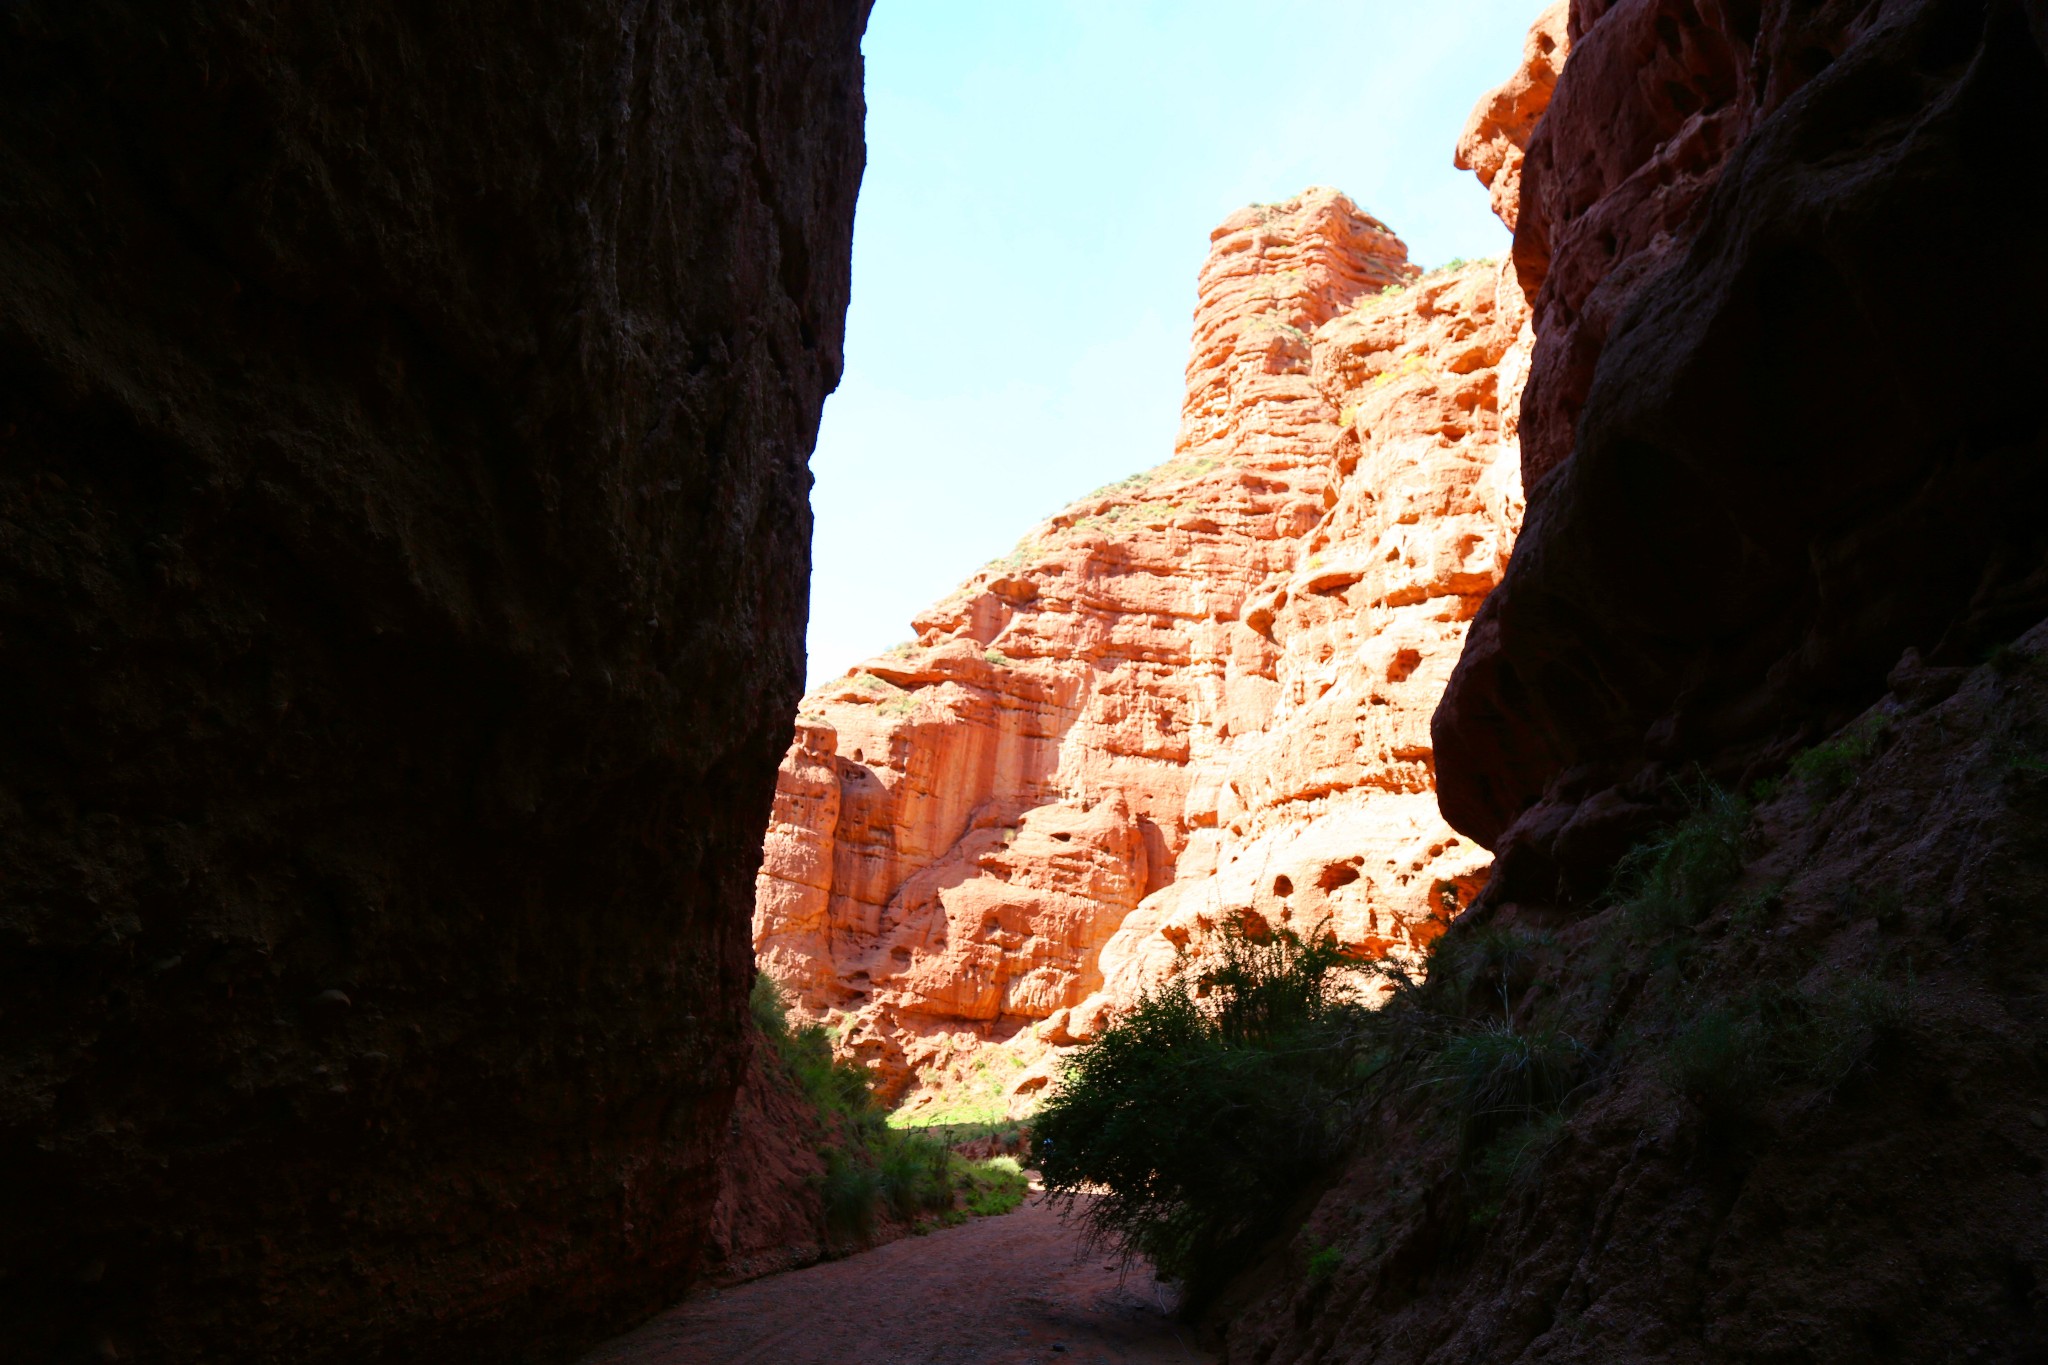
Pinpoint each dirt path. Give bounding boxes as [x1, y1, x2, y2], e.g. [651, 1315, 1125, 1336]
[580, 1194, 1215, 1365]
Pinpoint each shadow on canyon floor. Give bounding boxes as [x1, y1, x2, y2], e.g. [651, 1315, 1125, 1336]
[582, 1192, 1214, 1365]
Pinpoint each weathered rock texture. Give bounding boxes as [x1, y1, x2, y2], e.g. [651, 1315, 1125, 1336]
[1203, 3, 2048, 1361]
[755, 188, 1533, 1104]
[0, 3, 866, 1362]
[701, 1033, 829, 1287]
[1436, 0, 2048, 893]
[1455, 0, 1570, 234]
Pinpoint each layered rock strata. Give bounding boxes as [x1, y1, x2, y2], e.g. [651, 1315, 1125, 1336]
[755, 188, 1532, 1104]
[0, 4, 866, 1361]
[1435, 0, 2048, 895]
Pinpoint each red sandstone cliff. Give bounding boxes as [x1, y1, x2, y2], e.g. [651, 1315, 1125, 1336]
[754, 185, 1536, 1109]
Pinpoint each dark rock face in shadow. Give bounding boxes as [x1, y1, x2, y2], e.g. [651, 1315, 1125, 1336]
[0, 2, 868, 1360]
[1435, 0, 2048, 880]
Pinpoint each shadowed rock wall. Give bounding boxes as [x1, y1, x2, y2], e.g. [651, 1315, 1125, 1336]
[1436, 0, 2048, 890]
[0, 2, 867, 1361]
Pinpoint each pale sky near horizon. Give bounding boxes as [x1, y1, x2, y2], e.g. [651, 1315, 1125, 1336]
[805, 0, 1543, 686]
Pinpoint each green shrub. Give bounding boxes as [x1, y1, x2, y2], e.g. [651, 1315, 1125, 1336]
[956, 1155, 1028, 1216]
[1608, 781, 1750, 940]
[1428, 1021, 1590, 1151]
[1033, 925, 1373, 1301]
[1466, 1110, 1567, 1226]
[751, 973, 1030, 1242]
[1426, 922, 1556, 1017]
[773, 1017, 880, 1134]
[2007, 749, 2048, 777]
[1664, 974, 1910, 1114]
[877, 1135, 954, 1219]
[1088, 468, 1161, 500]
[750, 970, 790, 1035]
[984, 537, 1040, 573]
[1786, 713, 1890, 800]
[1987, 640, 2036, 675]
[820, 1148, 882, 1240]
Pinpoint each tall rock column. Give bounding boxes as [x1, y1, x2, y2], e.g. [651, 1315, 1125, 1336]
[755, 190, 1415, 1098]
[756, 184, 1539, 1112]
[0, 3, 868, 1361]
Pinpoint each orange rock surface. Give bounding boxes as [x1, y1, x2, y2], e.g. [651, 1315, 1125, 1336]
[1453, 1, 1568, 234]
[755, 183, 1537, 1108]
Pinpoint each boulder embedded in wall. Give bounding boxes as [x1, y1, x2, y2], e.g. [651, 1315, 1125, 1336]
[0, 4, 867, 1362]
[1435, 0, 2048, 876]
[758, 188, 1536, 1094]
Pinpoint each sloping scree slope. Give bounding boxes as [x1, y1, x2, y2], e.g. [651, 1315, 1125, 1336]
[1225, 625, 2048, 1364]
[0, 2, 867, 1361]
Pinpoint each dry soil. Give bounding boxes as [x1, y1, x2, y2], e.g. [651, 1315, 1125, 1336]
[580, 1192, 1215, 1365]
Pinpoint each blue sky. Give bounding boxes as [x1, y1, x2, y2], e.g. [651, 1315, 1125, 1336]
[806, 0, 1542, 685]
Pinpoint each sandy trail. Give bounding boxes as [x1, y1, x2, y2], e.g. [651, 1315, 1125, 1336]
[580, 1194, 1215, 1365]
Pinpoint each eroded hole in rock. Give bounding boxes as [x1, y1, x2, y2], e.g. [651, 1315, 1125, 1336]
[1317, 863, 1361, 891]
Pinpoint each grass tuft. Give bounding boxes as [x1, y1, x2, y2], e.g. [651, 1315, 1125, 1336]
[1427, 1022, 1590, 1152]
[957, 1155, 1028, 1216]
[1664, 974, 1911, 1115]
[1607, 779, 1750, 940]
[1786, 713, 1890, 801]
[750, 974, 1027, 1243]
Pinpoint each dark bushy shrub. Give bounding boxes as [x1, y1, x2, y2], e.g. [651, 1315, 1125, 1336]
[1664, 974, 1910, 1115]
[1033, 926, 1375, 1301]
[1035, 920, 1609, 1296]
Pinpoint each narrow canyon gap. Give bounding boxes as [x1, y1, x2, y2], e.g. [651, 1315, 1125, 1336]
[0, 3, 869, 1361]
[739, 2, 2048, 1362]
[749, 8, 1574, 1122]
